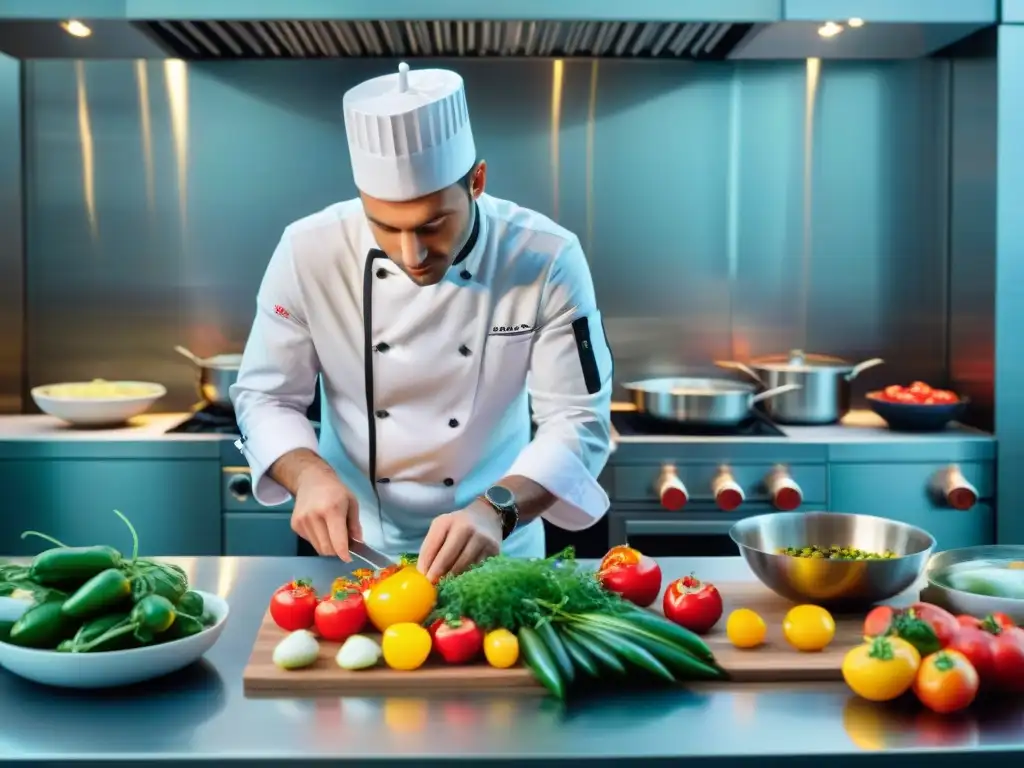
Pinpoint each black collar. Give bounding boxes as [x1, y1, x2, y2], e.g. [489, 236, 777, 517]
[452, 201, 481, 266]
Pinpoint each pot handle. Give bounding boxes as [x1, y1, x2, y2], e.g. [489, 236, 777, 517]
[749, 383, 801, 405]
[845, 357, 884, 381]
[715, 360, 763, 384]
[174, 345, 204, 366]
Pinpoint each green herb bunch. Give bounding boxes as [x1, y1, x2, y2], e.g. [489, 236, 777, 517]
[429, 547, 625, 632]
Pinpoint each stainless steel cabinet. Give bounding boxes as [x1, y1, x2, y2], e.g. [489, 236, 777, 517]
[0, 459, 222, 556]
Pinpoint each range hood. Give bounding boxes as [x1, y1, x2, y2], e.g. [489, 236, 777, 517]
[0, 0, 997, 60]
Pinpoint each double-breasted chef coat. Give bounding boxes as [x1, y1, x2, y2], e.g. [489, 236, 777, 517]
[230, 192, 614, 559]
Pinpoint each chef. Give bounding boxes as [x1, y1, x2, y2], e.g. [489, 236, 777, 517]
[231, 62, 613, 581]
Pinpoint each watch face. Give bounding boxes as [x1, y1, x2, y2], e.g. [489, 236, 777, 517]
[487, 485, 515, 508]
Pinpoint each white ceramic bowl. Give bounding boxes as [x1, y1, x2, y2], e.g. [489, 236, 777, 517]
[0, 590, 229, 689]
[31, 381, 167, 426]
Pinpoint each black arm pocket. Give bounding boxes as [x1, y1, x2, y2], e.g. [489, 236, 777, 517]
[571, 316, 602, 395]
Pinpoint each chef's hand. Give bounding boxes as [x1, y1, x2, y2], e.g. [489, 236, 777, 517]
[291, 466, 362, 561]
[418, 501, 501, 582]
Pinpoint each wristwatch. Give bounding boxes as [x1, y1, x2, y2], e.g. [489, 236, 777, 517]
[482, 484, 519, 540]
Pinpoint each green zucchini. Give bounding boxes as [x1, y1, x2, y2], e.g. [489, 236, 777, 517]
[571, 623, 676, 683]
[559, 627, 600, 677]
[534, 621, 575, 684]
[518, 626, 566, 699]
[562, 626, 625, 675]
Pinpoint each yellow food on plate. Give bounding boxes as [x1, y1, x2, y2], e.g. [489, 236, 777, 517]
[782, 604, 836, 651]
[381, 623, 432, 671]
[364, 566, 437, 632]
[726, 608, 767, 649]
[39, 379, 162, 399]
[842, 636, 920, 701]
[483, 629, 520, 668]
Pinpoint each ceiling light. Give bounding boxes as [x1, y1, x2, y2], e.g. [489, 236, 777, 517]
[848, 18, 865, 28]
[817, 22, 844, 39]
[61, 20, 92, 38]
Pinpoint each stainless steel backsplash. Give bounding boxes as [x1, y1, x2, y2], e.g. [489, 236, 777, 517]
[16, 57, 993, 412]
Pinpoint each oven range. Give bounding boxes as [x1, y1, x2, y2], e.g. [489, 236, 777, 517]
[167, 403, 995, 560]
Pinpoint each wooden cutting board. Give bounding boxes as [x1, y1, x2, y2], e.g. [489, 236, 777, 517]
[243, 581, 908, 697]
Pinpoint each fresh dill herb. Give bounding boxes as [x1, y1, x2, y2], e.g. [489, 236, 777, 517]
[429, 547, 624, 632]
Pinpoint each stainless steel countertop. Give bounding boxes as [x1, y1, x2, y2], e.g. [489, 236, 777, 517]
[2, 556, 1022, 766]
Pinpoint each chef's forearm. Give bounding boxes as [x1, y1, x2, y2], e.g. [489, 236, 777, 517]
[496, 474, 556, 524]
[268, 448, 336, 495]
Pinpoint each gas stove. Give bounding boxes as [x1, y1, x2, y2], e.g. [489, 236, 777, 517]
[166, 405, 240, 435]
[611, 410, 786, 438]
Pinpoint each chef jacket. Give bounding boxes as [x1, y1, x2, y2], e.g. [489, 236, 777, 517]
[231, 193, 614, 559]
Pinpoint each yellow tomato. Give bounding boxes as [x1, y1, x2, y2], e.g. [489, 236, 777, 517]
[842, 636, 920, 701]
[783, 604, 836, 652]
[726, 608, 767, 649]
[382, 623, 433, 671]
[483, 629, 520, 668]
[365, 566, 437, 632]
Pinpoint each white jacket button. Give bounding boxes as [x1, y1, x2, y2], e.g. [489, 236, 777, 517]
[458, 344, 471, 356]
[374, 342, 390, 353]
[448, 418, 459, 428]
[375, 409, 389, 419]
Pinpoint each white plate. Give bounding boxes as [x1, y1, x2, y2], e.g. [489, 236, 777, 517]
[31, 381, 167, 426]
[0, 590, 229, 689]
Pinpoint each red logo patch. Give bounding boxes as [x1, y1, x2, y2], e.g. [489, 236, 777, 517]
[274, 305, 290, 319]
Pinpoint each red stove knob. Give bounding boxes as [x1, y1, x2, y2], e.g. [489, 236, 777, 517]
[712, 468, 744, 512]
[940, 465, 978, 511]
[656, 466, 688, 511]
[767, 467, 803, 511]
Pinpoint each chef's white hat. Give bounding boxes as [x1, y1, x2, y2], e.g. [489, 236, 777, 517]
[343, 62, 477, 202]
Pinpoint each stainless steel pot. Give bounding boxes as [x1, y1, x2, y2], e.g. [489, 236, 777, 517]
[718, 350, 883, 425]
[622, 377, 801, 426]
[175, 346, 242, 409]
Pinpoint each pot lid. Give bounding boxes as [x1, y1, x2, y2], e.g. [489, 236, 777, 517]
[750, 349, 856, 373]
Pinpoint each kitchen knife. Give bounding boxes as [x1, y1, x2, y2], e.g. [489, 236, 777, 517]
[349, 539, 395, 569]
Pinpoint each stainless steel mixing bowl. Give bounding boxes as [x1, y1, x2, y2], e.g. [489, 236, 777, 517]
[729, 512, 936, 608]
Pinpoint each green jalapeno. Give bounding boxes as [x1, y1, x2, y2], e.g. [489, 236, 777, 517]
[8, 600, 80, 648]
[28, 546, 123, 586]
[176, 591, 204, 617]
[0, 620, 14, 643]
[62, 568, 132, 618]
[130, 594, 176, 637]
[163, 613, 205, 641]
[57, 612, 133, 652]
[131, 564, 188, 604]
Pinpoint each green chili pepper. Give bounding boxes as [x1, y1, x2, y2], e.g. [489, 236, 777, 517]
[27, 546, 123, 586]
[57, 612, 133, 652]
[130, 594, 176, 638]
[62, 568, 132, 618]
[163, 612, 205, 641]
[73, 595, 178, 651]
[8, 600, 80, 648]
[0, 620, 14, 643]
[176, 591, 204, 617]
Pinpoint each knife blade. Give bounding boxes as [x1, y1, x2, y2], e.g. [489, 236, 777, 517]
[349, 539, 395, 570]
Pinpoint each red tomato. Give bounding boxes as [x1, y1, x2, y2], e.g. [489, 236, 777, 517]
[598, 546, 663, 607]
[947, 625, 997, 682]
[314, 590, 368, 641]
[433, 617, 484, 664]
[989, 613, 1016, 630]
[908, 381, 933, 397]
[863, 605, 897, 637]
[988, 627, 1024, 692]
[909, 603, 960, 647]
[891, 391, 919, 404]
[929, 390, 958, 404]
[270, 579, 318, 631]
[882, 385, 904, 399]
[913, 650, 979, 714]
[662, 575, 723, 635]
